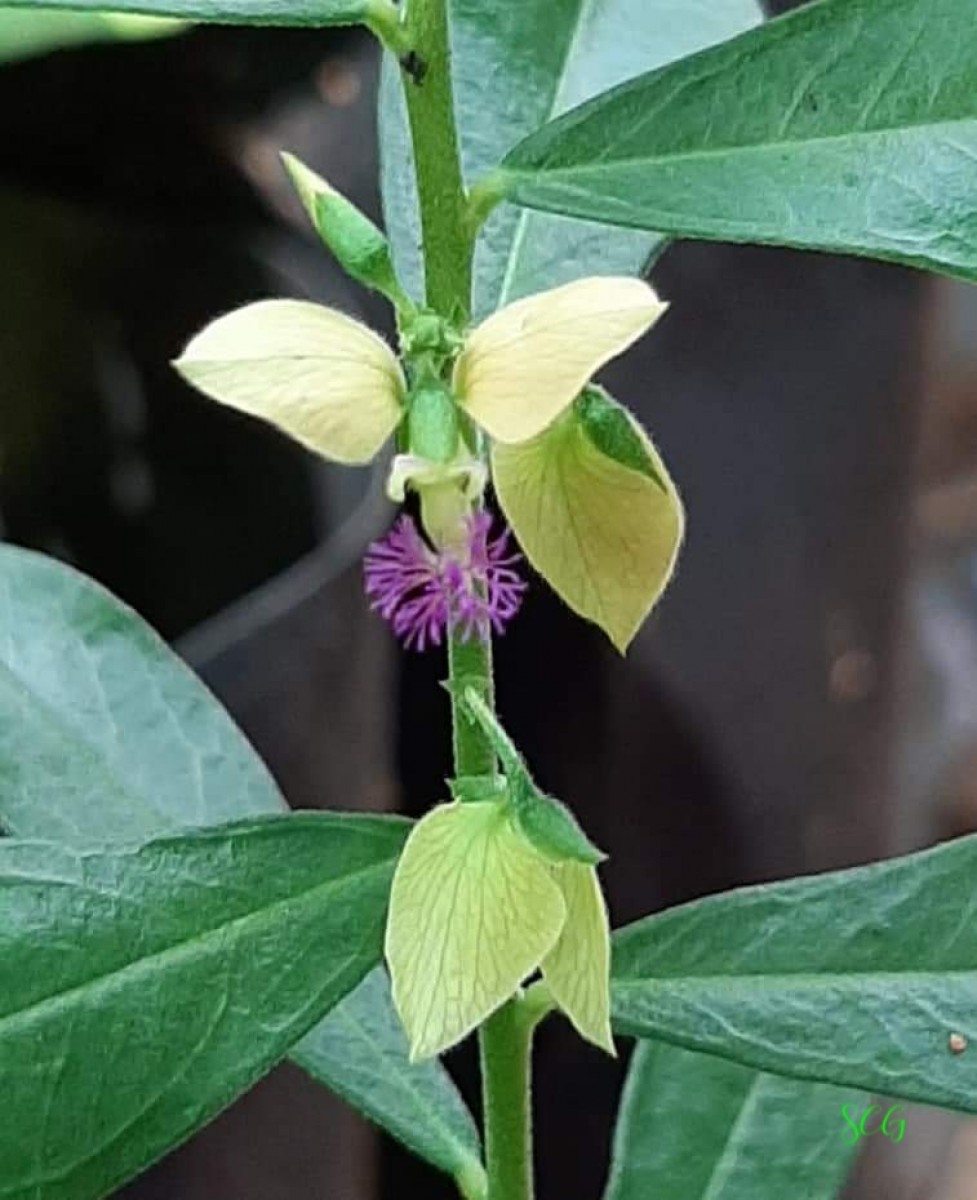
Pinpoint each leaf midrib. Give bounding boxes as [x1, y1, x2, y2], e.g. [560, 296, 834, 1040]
[507, 112, 977, 179]
[0, 854, 394, 1037]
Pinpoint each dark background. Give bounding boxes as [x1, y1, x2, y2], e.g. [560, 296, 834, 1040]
[3, 6, 976, 1198]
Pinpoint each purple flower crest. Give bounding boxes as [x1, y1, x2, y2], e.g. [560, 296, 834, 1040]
[364, 512, 527, 651]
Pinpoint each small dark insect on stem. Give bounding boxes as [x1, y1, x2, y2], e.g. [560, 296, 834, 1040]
[401, 50, 429, 85]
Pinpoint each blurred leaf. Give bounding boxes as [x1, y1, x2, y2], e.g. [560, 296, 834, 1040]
[0, 0, 372, 32]
[612, 832, 977, 1112]
[604, 1042, 861, 1200]
[0, 545, 482, 1185]
[492, 393, 683, 651]
[501, 0, 977, 283]
[0, 6, 182, 63]
[0, 812, 407, 1200]
[379, 0, 762, 316]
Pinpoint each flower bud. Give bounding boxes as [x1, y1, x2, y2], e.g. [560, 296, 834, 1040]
[282, 152, 412, 311]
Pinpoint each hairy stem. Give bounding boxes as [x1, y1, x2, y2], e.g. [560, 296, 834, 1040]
[479, 998, 540, 1200]
[402, 0, 472, 317]
[397, 2, 529, 1195]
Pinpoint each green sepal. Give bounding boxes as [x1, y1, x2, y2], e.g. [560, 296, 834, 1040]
[577, 387, 666, 493]
[408, 383, 460, 464]
[449, 774, 508, 803]
[461, 688, 605, 865]
[282, 152, 412, 311]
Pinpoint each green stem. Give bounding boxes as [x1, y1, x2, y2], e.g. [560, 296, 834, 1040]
[448, 633, 496, 777]
[479, 997, 542, 1200]
[402, 0, 472, 317]
[396, 4, 531, 1196]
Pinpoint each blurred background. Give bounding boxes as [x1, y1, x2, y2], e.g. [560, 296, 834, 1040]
[2, 3, 977, 1198]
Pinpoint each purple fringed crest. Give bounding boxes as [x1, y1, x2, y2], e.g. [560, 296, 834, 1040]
[363, 512, 526, 651]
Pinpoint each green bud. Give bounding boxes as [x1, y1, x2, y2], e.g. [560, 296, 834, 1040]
[400, 310, 465, 361]
[408, 383, 459, 464]
[576, 386, 667, 492]
[282, 152, 412, 312]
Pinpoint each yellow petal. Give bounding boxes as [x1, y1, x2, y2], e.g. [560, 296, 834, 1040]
[174, 299, 404, 465]
[385, 801, 566, 1061]
[542, 862, 615, 1056]
[453, 277, 667, 444]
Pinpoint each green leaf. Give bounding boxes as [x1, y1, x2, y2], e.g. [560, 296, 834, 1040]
[386, 800, 566, 1060]
[291, 967, 485, 1191]
[0, 0, 373, 29]
[0, 812, 407, 1200]
[0, 7, 182, 64]
[0, 545, 482, 1185]
[379, 0, 762, 316]
[501, 0, 977, 284]
[604, 1043, 861, 1200]
[612, 831, 977, 1113]
[577, 387, 666, 492]
[492, 396, 683, 652]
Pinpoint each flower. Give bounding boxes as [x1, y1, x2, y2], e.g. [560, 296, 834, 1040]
[363, 513, 526, 650]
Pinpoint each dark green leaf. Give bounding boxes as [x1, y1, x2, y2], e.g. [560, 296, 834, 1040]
[0, 0, 371, 27]
[612, 832, 977, 1112]
[605, 1042, 861, 1200]
[379, 0, 762, 316]
[501, 0, 977, 283]
[0, 813, 407, 1200]
[292, 967, 485, 1191]
[0, 545, 482, 1185]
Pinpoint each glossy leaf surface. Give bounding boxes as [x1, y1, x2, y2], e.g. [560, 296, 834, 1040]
[0, 545, 482, 1184]
[379, 0, 762, 315]
[0, 813, 407, 1200]
[0, 0, 371, 27]
[612, 832, 977, 1111]
[604, 1042, 861, 1200]
[502, 0, 977, 283]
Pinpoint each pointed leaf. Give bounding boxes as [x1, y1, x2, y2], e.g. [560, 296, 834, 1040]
[379, 0, 762, 316]
[454, 277, 666, 444]
[501, 0, 977, 284]
[604, 1043, 861, 1200]
[386, 801, 566, 1060]
[292, 968, 484, 1189]
[492, 394, 683, 651]
[512, 791, 605, 867]
[0, 545, 480, 1184]
[543, 862, 614, 1054]
[175, 299, 405, 465]
[612, 831, 977, 1113]
[0, 812, 408, 1200]
[0, 0, 375, 28]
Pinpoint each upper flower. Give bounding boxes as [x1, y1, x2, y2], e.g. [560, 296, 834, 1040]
[174, 276, 666, 469]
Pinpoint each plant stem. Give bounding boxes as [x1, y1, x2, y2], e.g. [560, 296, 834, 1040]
[397, 3, 531, 1195]
[448, 633, 496, 776]
[402, 0, 472, 317]
[479, 998, 540, 1200]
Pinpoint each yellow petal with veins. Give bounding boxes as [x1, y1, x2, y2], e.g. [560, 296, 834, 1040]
[453, 277, 667, 444]
[174, 299, 404, 465]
